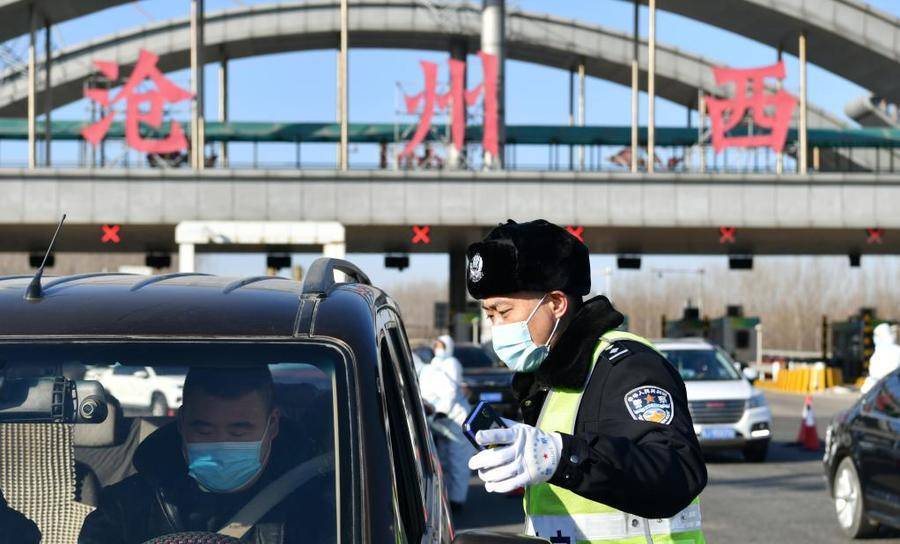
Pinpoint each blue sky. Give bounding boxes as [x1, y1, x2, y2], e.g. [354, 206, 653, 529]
[2, 0, 897, 284]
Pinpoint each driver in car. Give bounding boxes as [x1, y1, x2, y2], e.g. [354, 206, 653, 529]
[79, 366, 334, 543]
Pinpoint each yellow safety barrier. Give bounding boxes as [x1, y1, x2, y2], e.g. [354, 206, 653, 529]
[755, 365, 845, 394]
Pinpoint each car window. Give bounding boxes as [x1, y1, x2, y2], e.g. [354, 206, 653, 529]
[0, 342, 348, 544]
[379, 336, 427, 542]
[871, 372, 900, 419]
[388, 325, 434, 476]
[661, 348, 742, 381]
[151, 366, 188, 376]
[454, 346, 494, 368]
[112, 365, 142, 376]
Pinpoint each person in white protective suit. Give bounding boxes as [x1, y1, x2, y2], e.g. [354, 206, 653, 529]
[418, 335, 473, 512]
[861, 323, 900, 394]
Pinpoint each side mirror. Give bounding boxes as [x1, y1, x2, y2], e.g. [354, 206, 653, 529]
[134, 370, 150, 379]
[742, 367, 759, 383]
[452, 530, 549, 544]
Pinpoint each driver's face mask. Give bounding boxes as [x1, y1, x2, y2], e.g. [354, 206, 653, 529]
[186, 419, 272, 493]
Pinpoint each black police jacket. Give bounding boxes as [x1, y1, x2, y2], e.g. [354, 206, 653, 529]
[512, 296, 707, 519]
[78, 419, 334, 544]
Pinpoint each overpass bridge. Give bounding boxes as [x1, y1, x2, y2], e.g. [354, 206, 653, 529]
[1, 168, 897, 257]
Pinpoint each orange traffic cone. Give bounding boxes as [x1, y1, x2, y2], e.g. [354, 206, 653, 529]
[796, 395, 820, 451]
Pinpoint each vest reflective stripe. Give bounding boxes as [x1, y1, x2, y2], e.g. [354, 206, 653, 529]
[524, 330, 706, 544]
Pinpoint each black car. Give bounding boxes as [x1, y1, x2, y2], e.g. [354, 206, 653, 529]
[0, 258, 545, 544]
[414, 342, 517, 419]
[824, 367, 900, 538]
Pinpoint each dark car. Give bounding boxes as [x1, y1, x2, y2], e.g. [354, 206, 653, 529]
[414, 342, 517, 419]
[823, 367, 900, 538]
[454, 343, 518, 420]
[0, 258, 545, 544]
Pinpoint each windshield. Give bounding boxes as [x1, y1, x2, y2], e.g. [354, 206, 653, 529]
[661, 347, 742, 381]
[454, 346, 495, 369]
[0, 342, 346, 544]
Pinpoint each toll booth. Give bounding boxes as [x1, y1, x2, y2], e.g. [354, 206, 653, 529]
[663, 304, 761, 364]
[663, 306, 707, 339]
[830, 307, 895, 381]
[707, 305, 760, 364]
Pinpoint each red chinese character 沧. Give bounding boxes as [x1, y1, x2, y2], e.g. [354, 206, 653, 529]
[705, 60, 797, 153]
[401, 52, 498, 158]
[81, 49, 194, 154]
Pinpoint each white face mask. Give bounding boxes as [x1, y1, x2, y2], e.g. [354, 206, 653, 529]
[433, 347, 446, 358]
[490, 295, 560, 373]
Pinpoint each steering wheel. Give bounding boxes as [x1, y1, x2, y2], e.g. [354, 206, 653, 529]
[142, 532, 241, 544]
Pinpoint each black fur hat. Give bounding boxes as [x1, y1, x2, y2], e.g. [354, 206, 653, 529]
[466, 219, 591, 299]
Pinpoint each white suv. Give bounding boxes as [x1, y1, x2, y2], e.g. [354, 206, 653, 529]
[84, 365, 186, 416]
[656, 338, 772, 462]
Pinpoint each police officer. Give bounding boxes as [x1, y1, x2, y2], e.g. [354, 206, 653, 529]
[467, 219, 707, 543]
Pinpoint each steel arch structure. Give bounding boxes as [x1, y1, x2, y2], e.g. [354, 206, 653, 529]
[4, 0, 899, 101]
[0, 0, 852, 135]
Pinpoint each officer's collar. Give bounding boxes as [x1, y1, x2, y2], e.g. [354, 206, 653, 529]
[514, 295, 624, 391]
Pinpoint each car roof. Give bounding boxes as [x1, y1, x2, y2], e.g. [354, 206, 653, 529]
[653, 337, 716, 350]
[0, 266, 384, 338]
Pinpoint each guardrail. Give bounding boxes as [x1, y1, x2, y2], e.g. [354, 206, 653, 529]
[755, 362, 846, 394]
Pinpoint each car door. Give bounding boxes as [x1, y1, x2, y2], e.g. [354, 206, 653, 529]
[855, 370, 900, 519]
[386, 322, 447, 539]
[377, 309, 445, 543]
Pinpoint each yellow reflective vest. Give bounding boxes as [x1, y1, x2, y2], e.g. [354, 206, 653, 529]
[524, 331, 705, 544]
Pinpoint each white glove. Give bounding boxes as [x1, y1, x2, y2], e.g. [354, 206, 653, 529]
[467, 422, 563, 493]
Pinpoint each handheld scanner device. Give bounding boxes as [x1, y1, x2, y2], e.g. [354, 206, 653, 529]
[463, 401, 507, 450]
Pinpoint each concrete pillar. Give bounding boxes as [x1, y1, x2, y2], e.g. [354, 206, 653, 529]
[568, 68, 575, 170]
[27, 5, 37, 170]
[482, 0, 505, 169]
[219, 57, 228, 167]
[776, 45, 784, 174]
[698, 92, 706, 173]
[630, 0, 639, 173]
[449, 247, 469, 339]
[323, 242, 346, 259]
[179, 243, 196, 273]
[43, 19, 51, 167]
[190, 0, 205, 171]
[647, 0, 656, 173]
[798, 30, 808, 175]
[338, 0, 349, 171]
[448, 39, 468, 169]
[578, 61, 585, 171]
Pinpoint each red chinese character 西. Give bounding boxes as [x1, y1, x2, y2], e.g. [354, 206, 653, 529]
[401, 52, 498, 159]
[705, 60, 797, 153]
[81, 49, 194, 154]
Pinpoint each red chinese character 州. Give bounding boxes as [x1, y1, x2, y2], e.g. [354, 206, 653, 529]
[401, 52, 498, 158]
[705, 60, 797, 153]
[81, 49, 194, 154]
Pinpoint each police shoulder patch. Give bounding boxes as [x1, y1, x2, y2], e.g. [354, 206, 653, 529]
[624, 385, 674, 425]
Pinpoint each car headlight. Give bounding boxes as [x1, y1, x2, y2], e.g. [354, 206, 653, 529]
[746, 392, 767, 410]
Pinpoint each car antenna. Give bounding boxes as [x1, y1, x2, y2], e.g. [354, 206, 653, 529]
[24, 214, 66, 301]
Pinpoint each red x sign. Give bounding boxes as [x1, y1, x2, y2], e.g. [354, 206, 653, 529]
[412, 225, 431, 245]
[566, 225, 585, 242]
[719, 226, 736, 244]
[101, 224, 121, 244]
[866, 228, 885, 245]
